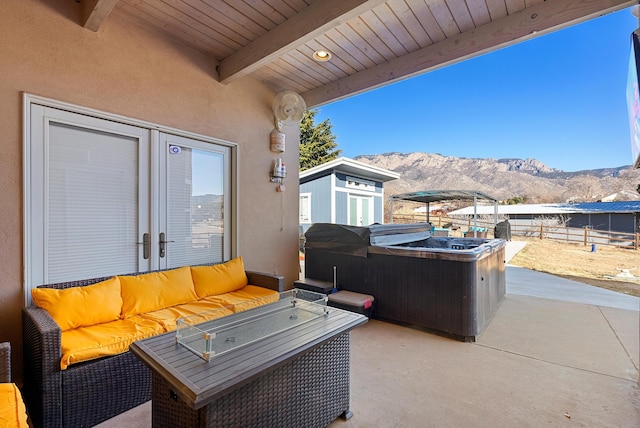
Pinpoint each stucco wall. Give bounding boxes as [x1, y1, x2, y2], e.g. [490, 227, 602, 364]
[0, 0, 300, 380]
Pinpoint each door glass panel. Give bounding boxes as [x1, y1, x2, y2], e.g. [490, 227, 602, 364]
[47, 123, 140, 281]
[361, 198, 370, 226]
[349, 196, 358, 226]
[166, 145, 226, 268]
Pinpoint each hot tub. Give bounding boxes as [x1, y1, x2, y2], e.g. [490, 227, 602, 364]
[304, 223, 506, 341]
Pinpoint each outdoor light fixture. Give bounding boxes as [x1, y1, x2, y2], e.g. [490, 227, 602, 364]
[313, 50, 332, 62]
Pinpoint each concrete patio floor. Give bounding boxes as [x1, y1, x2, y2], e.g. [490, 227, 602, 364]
[98, 243, 640, 427]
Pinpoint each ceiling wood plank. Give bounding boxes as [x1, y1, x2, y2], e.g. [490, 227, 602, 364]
[323, 28, 379, 68]
[115, 1, 217, 55]
[428, 0, 461, 37]
[525, 0, 546, 7]
[407, 0, 447, 44]
[339, 19, 389, 64]
[254, 66, 309, 93]
[181, 0, 262, 42]
[359, 9, 411, 57]
[387, 0, 434, 47]
[262, 60, 320, 89]
[445, 0, 475, 32]
[371, 4, 421, 52]
[347, 15, 398, 60]
[485, 0, 508, 20]
[121, 0, 234, 57]
[302, 0, 635, 107]
[143, 0, 244, 52]
[505, 0, 526, 14]
[82, 0, 119, 32]
[283, 48, 344, 82]
[218, 0, 388, 84]
[307, 35, 365, 73]
[465, 0, 492, 26]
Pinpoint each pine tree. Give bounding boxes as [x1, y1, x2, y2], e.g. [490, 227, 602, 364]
[299, 109, 341, 171]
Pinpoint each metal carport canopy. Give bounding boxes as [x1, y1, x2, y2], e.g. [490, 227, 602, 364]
[389, 190, 499, 232]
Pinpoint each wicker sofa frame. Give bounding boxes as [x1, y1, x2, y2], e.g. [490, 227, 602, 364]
[22, 267, 284, 428]
[1, 342, 10, 383]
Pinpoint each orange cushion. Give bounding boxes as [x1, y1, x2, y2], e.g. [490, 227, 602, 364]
[206, 285, 279, 312]
[0, 383, 29, 428]
[139, 300, 234, 332]
[31, 277, 122, 331]
[190, 257, 248, 298]
[60, 316, 164, 370]
[118, 266, 197, 318]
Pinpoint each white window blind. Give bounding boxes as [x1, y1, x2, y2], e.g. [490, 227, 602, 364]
[47, 123, 140, 281]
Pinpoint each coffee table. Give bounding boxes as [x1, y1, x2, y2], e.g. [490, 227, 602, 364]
[130, 290, 367, 427]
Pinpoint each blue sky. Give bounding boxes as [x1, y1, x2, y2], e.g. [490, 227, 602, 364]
[314, 8, 638, 172]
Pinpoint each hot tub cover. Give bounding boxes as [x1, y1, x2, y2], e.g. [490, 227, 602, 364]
[304, 223, 433, 256]
[304, 224, 370, 256]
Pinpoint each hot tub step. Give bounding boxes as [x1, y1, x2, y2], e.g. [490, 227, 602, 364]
[328, 291, 374, 317]
[294, 278, 334, 294]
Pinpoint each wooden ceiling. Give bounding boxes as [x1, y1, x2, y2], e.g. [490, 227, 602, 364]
[83, 0, 636, 107]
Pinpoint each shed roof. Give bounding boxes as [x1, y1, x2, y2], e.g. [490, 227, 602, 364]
[300, 157, 400, 183]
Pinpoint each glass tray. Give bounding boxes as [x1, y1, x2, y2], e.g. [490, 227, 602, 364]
[176, 289, 328, 361]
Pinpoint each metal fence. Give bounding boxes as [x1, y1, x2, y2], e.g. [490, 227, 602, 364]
[391, 214, 640, 250]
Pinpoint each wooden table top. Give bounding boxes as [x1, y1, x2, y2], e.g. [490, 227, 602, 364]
[130, 304, 367, 409]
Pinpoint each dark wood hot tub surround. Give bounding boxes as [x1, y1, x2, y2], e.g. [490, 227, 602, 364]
[304, 223, 506, 341]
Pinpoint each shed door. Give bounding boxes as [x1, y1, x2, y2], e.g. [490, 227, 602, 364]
[348, 195, 372, 226]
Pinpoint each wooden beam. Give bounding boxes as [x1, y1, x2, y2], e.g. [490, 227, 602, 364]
[218, 0, 387, 84]
[82, 0, 119, 32]
[302, 0, 636, 107]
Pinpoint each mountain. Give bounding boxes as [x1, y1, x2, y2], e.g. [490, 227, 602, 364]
[354, 152, 639, 204]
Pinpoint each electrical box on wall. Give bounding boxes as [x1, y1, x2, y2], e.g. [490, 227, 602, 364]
[270, 128, 285, 152]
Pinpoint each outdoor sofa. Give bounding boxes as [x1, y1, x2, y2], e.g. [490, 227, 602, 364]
[22, 258, 284, 428]
[1, 342, 29, 427]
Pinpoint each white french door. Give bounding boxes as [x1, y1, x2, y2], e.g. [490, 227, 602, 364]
[348, 195, 372, 226]
[25, 100, 232, 301]
[28, 105, 152, 284]
[159, 133, 230, 270]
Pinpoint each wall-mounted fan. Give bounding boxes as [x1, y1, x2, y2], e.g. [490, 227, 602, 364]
[273, 91, 306, 130]
[270, 91, 306, 153]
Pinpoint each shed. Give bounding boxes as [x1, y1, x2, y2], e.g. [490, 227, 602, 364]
[299, 157, 399, 234]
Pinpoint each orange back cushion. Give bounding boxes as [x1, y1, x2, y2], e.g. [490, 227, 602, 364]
[191, 257, 248, 298]
[118, 266, 198, 318]
[32, 276, 122, 331]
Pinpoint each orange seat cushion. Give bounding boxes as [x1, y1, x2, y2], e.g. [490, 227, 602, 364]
[0, 383, 29, 428]
[139, 300, 234, 332]
[206, 285, 279, 313]
[60, 316, 164, 370]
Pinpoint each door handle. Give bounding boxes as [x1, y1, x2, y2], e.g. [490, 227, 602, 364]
[159, 232, 175, 258]
[137, 233, 150, 260]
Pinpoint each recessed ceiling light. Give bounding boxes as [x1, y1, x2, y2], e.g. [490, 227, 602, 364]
[313, 50, 332, 62]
